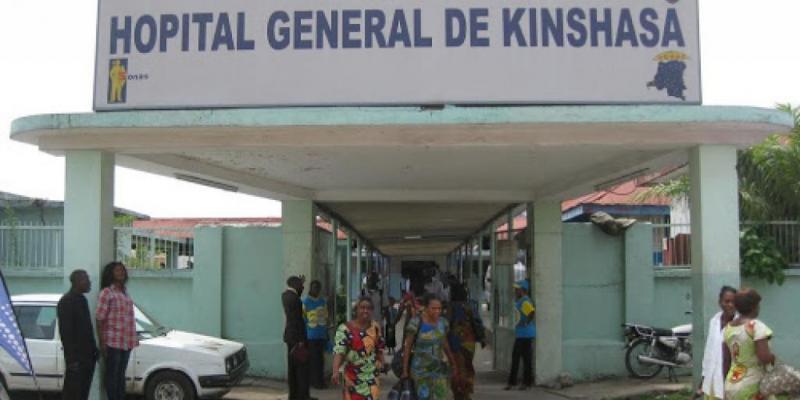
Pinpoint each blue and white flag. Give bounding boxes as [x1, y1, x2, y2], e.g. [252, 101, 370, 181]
[0, 277, 32, 373]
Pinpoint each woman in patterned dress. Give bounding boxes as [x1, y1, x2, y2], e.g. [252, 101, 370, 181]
[723, 289, 784, 400]
[447, 284, 486, 400]
[332, 297, 386, 400]
[402, 294, 459, 400]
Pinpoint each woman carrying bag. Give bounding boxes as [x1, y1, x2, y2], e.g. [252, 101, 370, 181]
[401, 294, 459, 400]
[331, 297, 386, 400]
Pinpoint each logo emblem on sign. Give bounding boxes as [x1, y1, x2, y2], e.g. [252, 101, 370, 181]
[647, 51, 689, 101]
[107, 58, 128, 104]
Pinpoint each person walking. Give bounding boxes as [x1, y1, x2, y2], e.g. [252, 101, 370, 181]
[698, 286, 737, 400]
[447, 283, 486, 400]
[505, 279, 535, 391]
[57, 269, 98, 400]
[383, 297, 398, 355]
[96, 262, 138, 400]
[283, 276, 314, 400]
[331, 297, 385, 400]
[304, 280, 329, 390]
[723, 289, 782, 400]
[402, 294, 459, 400]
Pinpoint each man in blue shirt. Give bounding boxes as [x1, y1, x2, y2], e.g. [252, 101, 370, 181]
[303, 280, 329, 389]
[505, 279, 536, 390]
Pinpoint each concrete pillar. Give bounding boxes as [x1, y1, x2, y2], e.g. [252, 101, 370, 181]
[193, 227, 223, 337]
[689, 145, 741, 382]
[282, 200, 316, 282]
[624, 224, 655, 322]
[533, 200, 563, 386]
[526, 203, 534, 284]
[345, 236, 353, 319]
[64, 150, 115, 400]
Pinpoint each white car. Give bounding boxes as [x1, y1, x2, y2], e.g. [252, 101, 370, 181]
[0, 294, 248, 399]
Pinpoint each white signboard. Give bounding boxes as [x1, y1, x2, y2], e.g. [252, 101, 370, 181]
[94, 0, 700, 110]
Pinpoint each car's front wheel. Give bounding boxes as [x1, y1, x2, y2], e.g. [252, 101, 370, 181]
[145, 371, 196, 400]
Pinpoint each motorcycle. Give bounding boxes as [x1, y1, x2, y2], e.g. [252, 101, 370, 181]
[622, 322, 692, 381]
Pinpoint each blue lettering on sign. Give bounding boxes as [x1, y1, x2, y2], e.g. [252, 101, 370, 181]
[413, 9, 432, 47]
[134, 15, 157, 53]
[212, 13, 235, 50]
[267, 11, 291, 50]
[192, 13, 213, 51]
[662, 9, 685, 47]
[566, 8, 587, 47]
[159, 15, 179, 52]
[503, 8, 526, 47]
[541, 8, 563, 47]
[615, 9, 638, 47]
[294, 11, 313, 49]
[388, 10, 411, 47]
[342, 10, 361, 49]
[237, 13, 255, 50]
[317, 11, 339, 49]
[365, 10, 387, 48]
[110, 16, 131, 54]
[590, 8, 612, 47]
[445, 9, 466, 47]
[470, 8, 490, 47]
[639, 8, 660, 47]
[106, 7, 689, 54]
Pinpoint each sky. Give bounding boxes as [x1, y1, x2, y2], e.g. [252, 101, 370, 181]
[1, 1, 799, 218]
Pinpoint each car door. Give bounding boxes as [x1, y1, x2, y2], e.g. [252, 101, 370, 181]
[4, 304, 61, 391]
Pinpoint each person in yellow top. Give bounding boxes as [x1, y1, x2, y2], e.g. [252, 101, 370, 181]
[505, 280, 535, 391]
[108, 60, 127, 103]
[304, 280, 329, 389]
[723, 288, 784, 400]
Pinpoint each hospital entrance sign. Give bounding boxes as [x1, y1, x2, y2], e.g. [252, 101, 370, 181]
[94, 0, 700, 110]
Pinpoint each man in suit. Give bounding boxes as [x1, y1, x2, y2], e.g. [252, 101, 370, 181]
[57, 269, 98, 400]
[283, 276, 315, 400]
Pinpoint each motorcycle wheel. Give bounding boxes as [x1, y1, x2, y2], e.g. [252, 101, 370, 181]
[625, 338, 664, 379]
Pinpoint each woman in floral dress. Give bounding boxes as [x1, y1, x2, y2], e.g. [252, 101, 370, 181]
[402, 294, 459, 400]
[332, 297, 386, 400]
[447, 284, 485, 400]
[723, 289, 784, 400]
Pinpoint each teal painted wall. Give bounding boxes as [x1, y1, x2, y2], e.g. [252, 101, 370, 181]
[653, 271, 693, 328]
[562, 223, 627, 380]
[4, 271, 63, 295]
[127, 272, 195, 332]
[5, 223, 800, 383]
[220, 226, 286, 378]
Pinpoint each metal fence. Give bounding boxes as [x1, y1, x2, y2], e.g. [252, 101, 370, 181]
[652, 221, 800, 268]
[114, 227, 195, 270]
[651, 223, 692, 267]
[0, 225, 64, 268]
[0, 225, 195, 270]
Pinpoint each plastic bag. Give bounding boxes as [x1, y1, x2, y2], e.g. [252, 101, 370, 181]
[388, 378, 417, 400]
[760, 364, 800, 398]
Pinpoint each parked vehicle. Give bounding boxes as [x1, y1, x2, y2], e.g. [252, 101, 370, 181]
[0, 294, 248, 400]
[622, 322, 692, 380]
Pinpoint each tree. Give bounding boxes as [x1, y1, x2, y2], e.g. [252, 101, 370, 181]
[637, 104, 800, 284]
[638, 103, 800, 221]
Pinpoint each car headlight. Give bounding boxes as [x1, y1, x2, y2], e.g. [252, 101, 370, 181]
[226, 358, 235, 373]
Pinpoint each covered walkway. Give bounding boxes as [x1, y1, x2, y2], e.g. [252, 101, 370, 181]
[10, 104, 794, 386]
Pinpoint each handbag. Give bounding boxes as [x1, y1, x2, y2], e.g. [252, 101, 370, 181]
[760, 363, 800, 398]
[392, 317, 422, 378]
[290, 342, 310, 363]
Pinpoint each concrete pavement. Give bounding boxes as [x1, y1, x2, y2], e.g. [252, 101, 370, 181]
[224, 345, 689, 400]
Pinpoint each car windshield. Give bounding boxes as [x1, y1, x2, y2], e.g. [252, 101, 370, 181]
[135, 305, 168, 338]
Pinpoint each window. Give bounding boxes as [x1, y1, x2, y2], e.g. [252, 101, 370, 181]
[14, 306, 57, 340]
